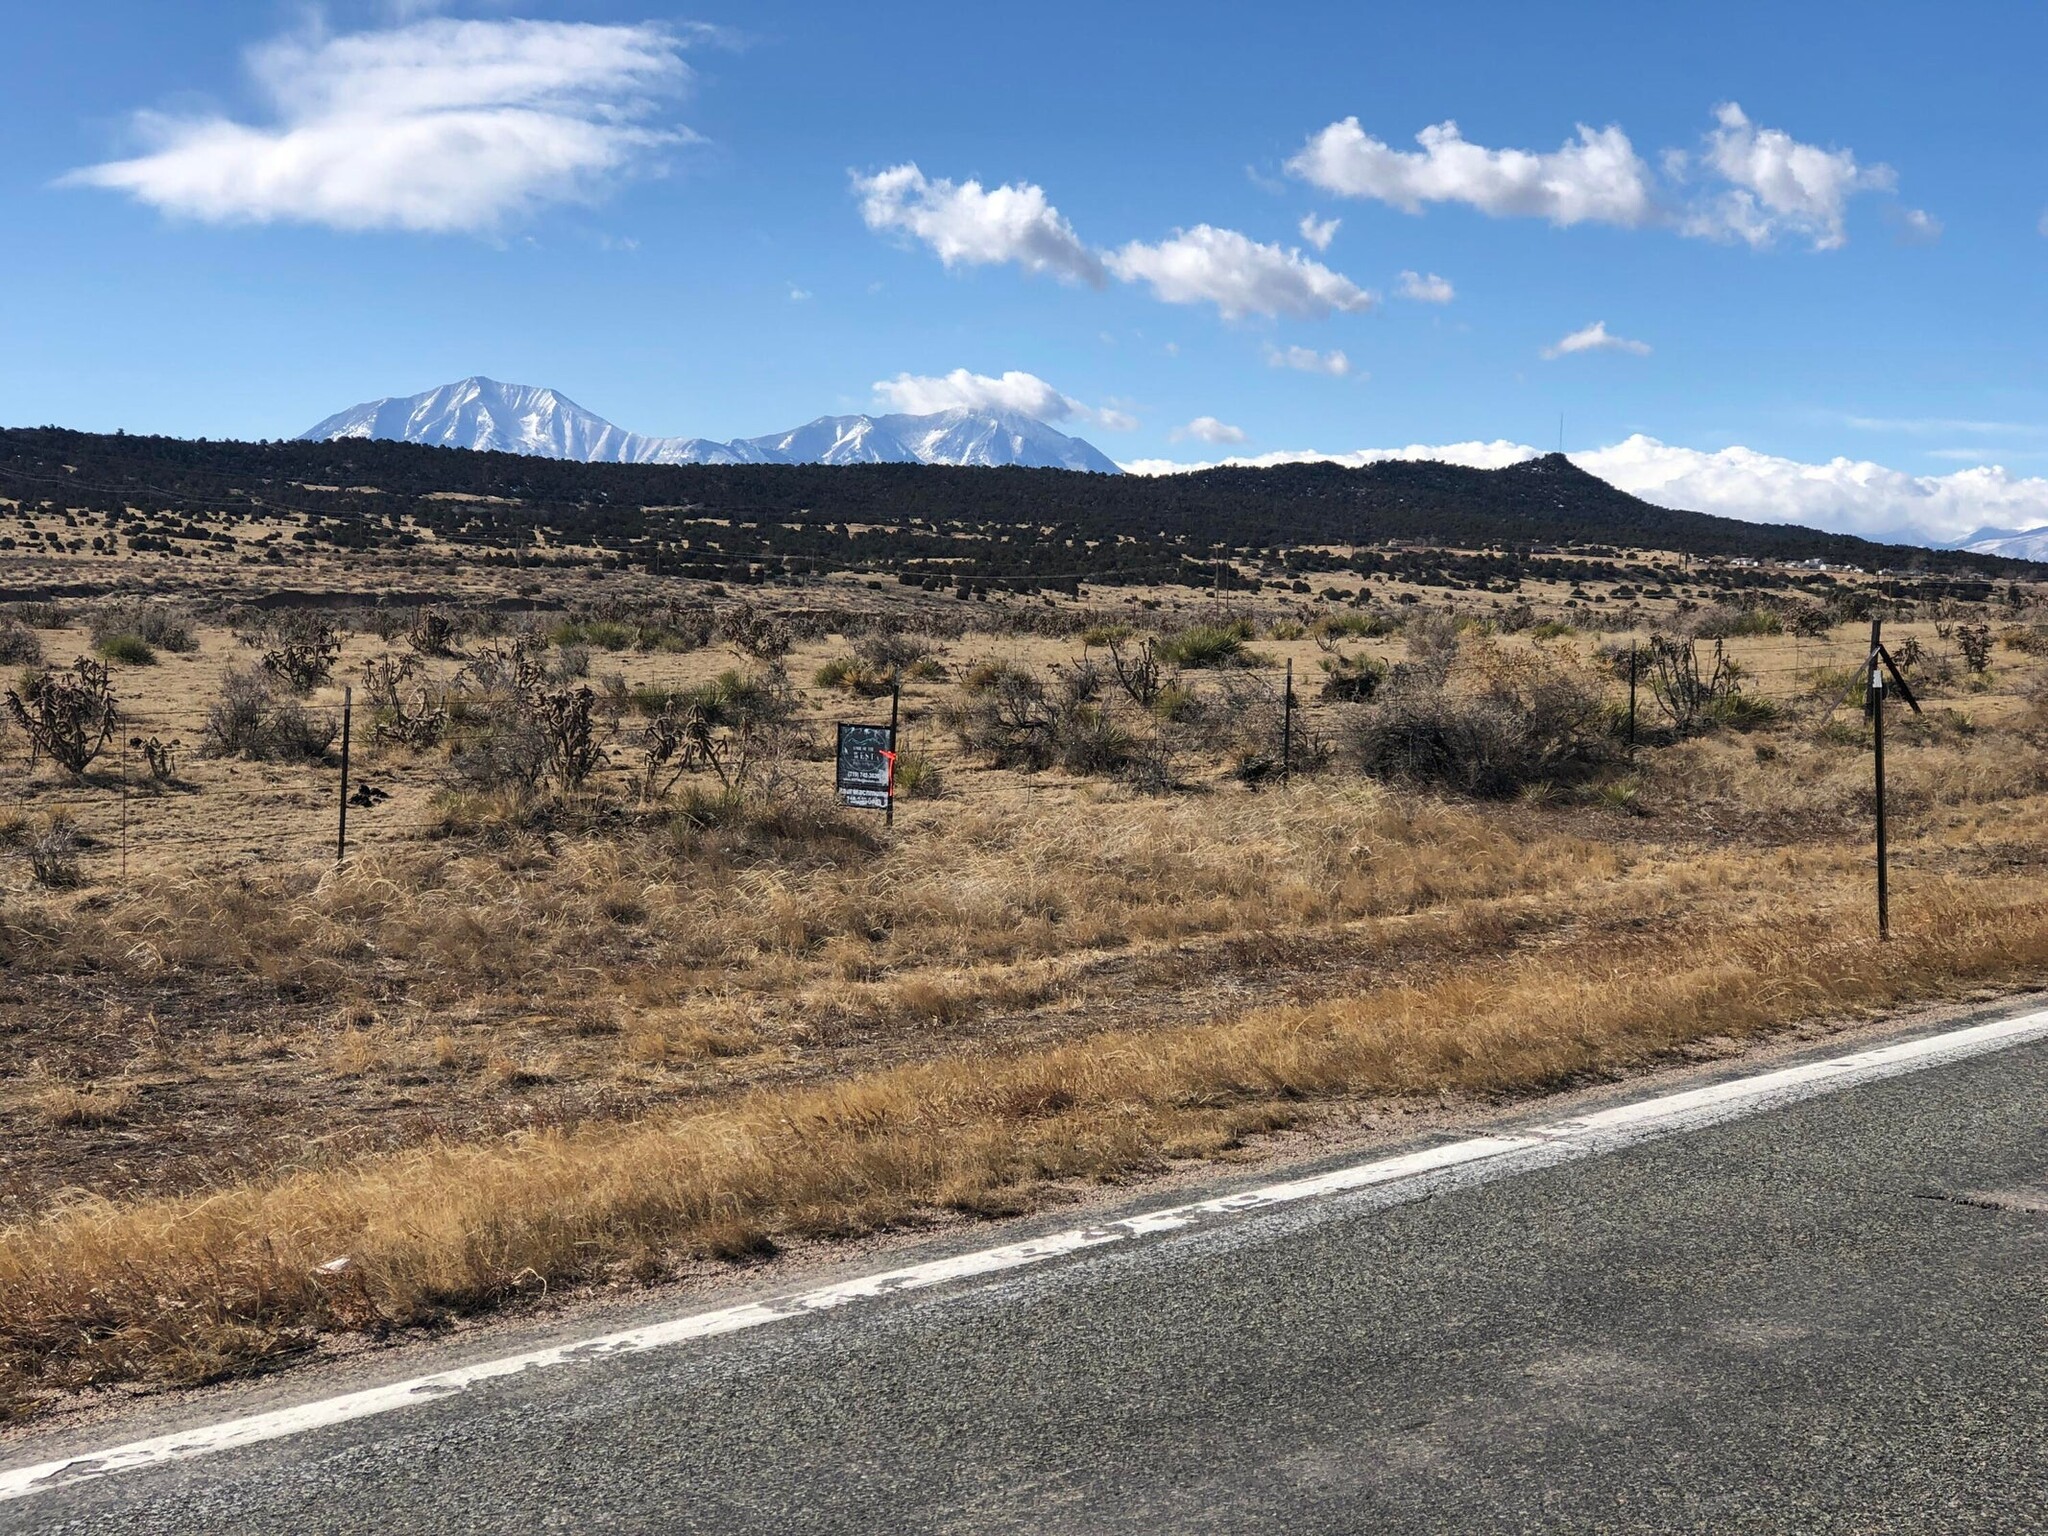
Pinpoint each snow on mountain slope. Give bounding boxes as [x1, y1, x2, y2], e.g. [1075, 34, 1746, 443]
[300, 378, 1120, 473]
[1964, 525, 2048, 560]
[730, 415, 913, 465]
[889, 408, 1122, 473]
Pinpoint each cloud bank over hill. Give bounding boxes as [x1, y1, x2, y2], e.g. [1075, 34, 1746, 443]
[1121, 435, 2048, 548]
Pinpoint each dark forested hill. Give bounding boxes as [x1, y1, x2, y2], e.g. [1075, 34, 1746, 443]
[1, 426, 2035, 594]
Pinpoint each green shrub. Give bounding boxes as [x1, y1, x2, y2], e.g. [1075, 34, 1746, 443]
[813, 655, 893, 695]
[1703, 693, 1782, 731]
[1690, 603, 1783, 639]
[95, 634, 157, 666]
[550, 619, 634, 651]
[1153, 625, 1248, 668]
[891, 747, 944, 799]
[1313, 612, 1396, 640]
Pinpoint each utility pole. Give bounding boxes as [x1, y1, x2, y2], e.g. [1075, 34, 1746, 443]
[1865, 618, 1920, 940]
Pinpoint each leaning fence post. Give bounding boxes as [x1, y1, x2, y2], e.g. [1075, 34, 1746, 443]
[337, 684, 353, 867]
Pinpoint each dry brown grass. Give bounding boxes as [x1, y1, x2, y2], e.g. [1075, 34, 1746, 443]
[2, 591, 2047, 1420]
[3, 867, 2044, 1418]
[32, 1083, 139, 1128]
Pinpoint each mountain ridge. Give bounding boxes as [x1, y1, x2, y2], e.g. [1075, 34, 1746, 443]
[9, 425, 2038, 587]
[301, 376, 1121, 474]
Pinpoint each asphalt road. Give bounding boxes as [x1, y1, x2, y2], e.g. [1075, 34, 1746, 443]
[9, 1025, 2045, 1534]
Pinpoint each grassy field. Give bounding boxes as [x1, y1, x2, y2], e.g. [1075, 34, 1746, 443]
[2, 554, 2046, 1423]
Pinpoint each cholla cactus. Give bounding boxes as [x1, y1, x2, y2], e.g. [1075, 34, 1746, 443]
[6, 658, 118, 777]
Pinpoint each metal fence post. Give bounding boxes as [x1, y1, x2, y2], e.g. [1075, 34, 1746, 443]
[337, 684, 353, 867]
[1281, 658, 1293, 785]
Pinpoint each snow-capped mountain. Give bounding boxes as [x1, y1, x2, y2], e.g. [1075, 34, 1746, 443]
[730, 407, 1119, 472]
[1959, 523, 2048, 561]
[300, 378, 1119, 473]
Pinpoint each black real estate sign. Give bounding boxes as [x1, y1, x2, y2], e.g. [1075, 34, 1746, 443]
[836, 722, 894, 810]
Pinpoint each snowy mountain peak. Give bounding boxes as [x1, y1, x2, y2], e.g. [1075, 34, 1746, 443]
[300, 379, 1120, 473]
[1962, 523, 2048, 560]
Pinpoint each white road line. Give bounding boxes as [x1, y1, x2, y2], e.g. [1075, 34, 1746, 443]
[4, 1006, 2045, 1504]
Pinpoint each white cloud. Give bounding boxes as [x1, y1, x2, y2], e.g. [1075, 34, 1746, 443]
[65, 18, 692, 232]
[1105, 225, 1376, 319]
[1678, 102, 1895, 250]
[1171, 416, 1249, 445]
[1889, 206, 1942, 244]
[2037, 209, 2048, 239]
[1298, 211, 1339, 250]
[1123, 433, 2048, 546]
[1287, 117, 1656, 227]
[1542, 320, 1650, 359]
[871, 368, 1133, 431]
[1576, 436, 2048, 544]
[852, 163, 1374, 321]
[787, 284, 812, 302]
[851, 163, 1104, 285]
[1264, 343, 1353, 377]
[1290, 104, 1916, 250]
[1396, 269, 1454, 303]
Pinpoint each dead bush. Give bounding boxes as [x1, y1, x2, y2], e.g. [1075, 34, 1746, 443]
[88, 602, 197, 654]
[203, 668, 337, 763]
[36, 1082, 138, 1127]
[718, 601, 792, 662]
[853, 624, 942, 677]
[25, 812, 83, 888]
[2000, 624, 2048, 655]
[1214, 672, 1330, 784]
[1400, 609, 1463, 686]
[944, 661, 1144, 778]
[1317, 651, 1387, 703]
[1345, 644, 1611, 797]
[0, 619, 42, 666]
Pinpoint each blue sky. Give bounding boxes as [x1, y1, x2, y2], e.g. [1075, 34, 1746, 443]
[6, 0, 2048, 544]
